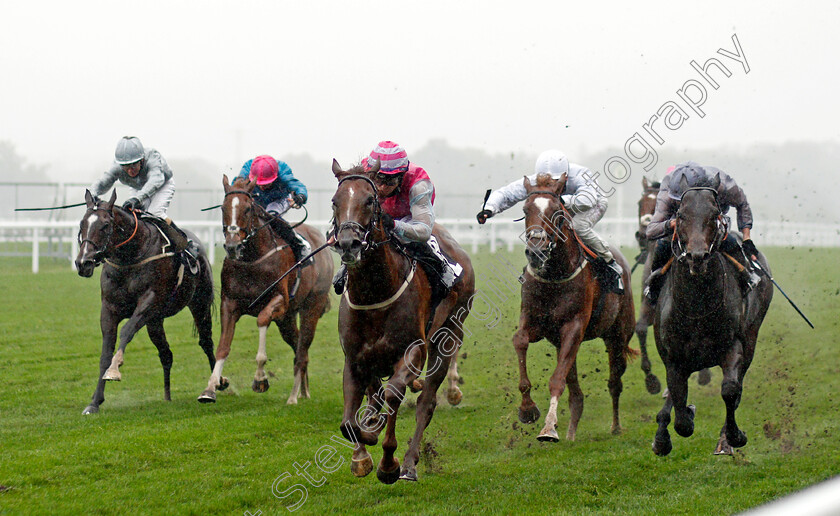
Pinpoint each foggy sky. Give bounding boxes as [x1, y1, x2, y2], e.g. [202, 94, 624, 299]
[2, 1, 839, 185]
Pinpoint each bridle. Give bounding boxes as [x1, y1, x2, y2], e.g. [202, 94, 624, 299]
[672, 186, 727, 261]
[331, 174, 389, 253]
[222, 189, 276, 248]
[78, 204, 139, 263]
[523, 190, 589, 281]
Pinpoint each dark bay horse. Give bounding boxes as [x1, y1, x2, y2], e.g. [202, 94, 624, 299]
[514, 173, 637, 442]
[651, 175, 773, 456]
[198, 176, 333, 405]
[331, 160, 475, 483]
[75, 190, 216, 415]
[635, 177, 710, 394]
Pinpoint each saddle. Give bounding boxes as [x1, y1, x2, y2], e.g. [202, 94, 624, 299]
[140, 214, 200, 276]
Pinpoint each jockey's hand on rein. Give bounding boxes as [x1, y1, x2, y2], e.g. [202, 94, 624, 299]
[476, 209, 493, 224]
[742, 239, 759, 260]
[380, 212, 395, 233]
[123, 198, 140, 211]
[292, 193, 306, 207]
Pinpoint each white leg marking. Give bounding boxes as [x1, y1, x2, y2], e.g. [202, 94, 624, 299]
[255, 325, 268, 381]
[206, 358, 226, 392]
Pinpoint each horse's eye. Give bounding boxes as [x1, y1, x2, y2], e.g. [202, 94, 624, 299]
[365, 196, 374, 206]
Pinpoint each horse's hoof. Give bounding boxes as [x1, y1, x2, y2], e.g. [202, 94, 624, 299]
[286, 395, 298, 405]
[652, 436, 672, 456]
[727, 429, 748, 448]
[447, 387, 463, 406]
[82, 405, 99, 415]
[714, 437, 734, 455]
[217, 377, 230, 391]
[611, 425, 623, 436]
[645, 374, 662, 394]
[351, 455, 373, 478]
[537, 427, 560, 443]
[102, 370, 121, 382]
[518, 405, 541, 424]
[252, 379, 270, 393]
[399, 467, 418, 482]
[697, 369, 712, 386]
[376, 460, 401, 485]
[197, 391, 216, 403]
[409, 379, 424, 393]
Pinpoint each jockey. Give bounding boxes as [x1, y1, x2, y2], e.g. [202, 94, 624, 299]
[644, 161, 761, 304]
[237, 155, 311, 265]
[90, 136, 192, 256]
[332, 141, 462, 296]
[476, 149, 624, 294]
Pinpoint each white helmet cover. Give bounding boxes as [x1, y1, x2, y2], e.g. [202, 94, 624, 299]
[115, 136, 145, 165]
[534, 149, 569, 178]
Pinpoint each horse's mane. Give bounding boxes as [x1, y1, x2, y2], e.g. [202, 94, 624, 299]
[535, 172, 554, 187]
[651, 181, 661, 189]
[693, 176, 719, 189]
[231, 177, 252, 189]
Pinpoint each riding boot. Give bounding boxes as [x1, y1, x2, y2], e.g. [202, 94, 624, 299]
[644, 238, 671, 305]
[333, 263, 347, 295]
[720, 234, 761, 294]
[604, 259, 624, 295]
[165, 219, 198, 275]
[270, 218, 309, 266]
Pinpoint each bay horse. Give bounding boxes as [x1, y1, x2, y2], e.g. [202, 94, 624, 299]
[635, 177, 710, 394]
[514, 173, 637, 442]
[75, 190, 216, 415]
[197, 176, 333, 405]
[331, 160, 475, 483]
[651, 174, 773, 456]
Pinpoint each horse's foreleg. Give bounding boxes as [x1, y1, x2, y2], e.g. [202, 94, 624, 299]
[636, 300, 661, 394]
[513, 326, 540, 424]
[377, 366, 413, 485]
[538, 325, 583, 442]
[668, 368, 695, 439]
[652, 391, 675, 456]
[146, 319, 173, 401]
[187, 274, 216, 371]
[401, 339, 445, 481]
[252, 294, 286, 394]
[340, 364, 378, 447]
[198, 299, 238, 403]
[83, 309, 119, 415]
[716, 340, 747, 454]
[103, 293, 156, 382]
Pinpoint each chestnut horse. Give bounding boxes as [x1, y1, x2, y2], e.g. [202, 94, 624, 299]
[514, 173, 637, 442]
[635, 177, 711, 394]
[75, 190, 216, 415]
[331, 160, 475, 483]
[651, 178, 773, 456]
[198, 176, 333, 404]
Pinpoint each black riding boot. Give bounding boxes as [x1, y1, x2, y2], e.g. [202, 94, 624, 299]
[720, 234, 761, 294]
[644, 238, 671, 305]
[270, 218, 310, 265]
[333, 264, 347, 295]
[165, 219, 199, 274]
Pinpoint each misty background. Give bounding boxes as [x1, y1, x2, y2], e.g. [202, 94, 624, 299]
[2, 1, 840, 239]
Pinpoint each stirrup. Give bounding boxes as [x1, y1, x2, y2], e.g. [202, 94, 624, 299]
[332, 265, 347, 295]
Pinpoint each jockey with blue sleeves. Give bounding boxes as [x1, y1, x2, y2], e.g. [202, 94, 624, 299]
[477, 149, 624, 294]
[237, 155, 311, 265]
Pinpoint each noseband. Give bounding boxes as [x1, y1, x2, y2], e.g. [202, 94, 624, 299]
[673, 187, 727, 260]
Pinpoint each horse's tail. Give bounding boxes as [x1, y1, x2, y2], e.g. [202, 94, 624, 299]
[320, 295, 331, 318]
[623, 341, 641, 363]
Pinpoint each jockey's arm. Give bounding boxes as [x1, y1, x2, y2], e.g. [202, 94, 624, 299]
[484, 176, 529, 216]
[393, 180, 434, 242]
[646, 190, 678, 240]
[90, 164, 120, 197]
[135, 165, 166, 204]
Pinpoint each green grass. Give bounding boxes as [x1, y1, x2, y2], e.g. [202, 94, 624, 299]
[0, 246, 838, 515]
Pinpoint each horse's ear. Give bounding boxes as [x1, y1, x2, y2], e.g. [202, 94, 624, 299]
[679, 173, 689, 197]
[522, 176, 532, 192]
[84, 189, 94, 208]
[107, 189, 117, 209]
[711, 172, 721, 190]
[367, 159, 381, 175]
[642, 176, 649, 189]
[246, 178, 257, 192]
[554, 172, 568, 195]
[222, 174, 230, 192]
[331, 159, 345, 179]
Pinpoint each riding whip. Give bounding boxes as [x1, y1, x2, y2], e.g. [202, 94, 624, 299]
[751, 260, 814, 329]
[247, 236, 335, 310]
[15, 202, 87, 211]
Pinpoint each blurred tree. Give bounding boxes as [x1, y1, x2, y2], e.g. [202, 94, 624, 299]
[0, 140, 50, 182]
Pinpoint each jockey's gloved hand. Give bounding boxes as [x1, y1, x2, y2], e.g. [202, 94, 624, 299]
[476, 209, 493, 224]
[123, 198, 140, 211]
[742, 239, 759, 259]
[293, 193, 306, 206]
[380, 212, 395, 233]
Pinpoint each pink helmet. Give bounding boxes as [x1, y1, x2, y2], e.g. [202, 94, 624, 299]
[666, 165, 677, 175]
[250, 155, 279, 185]
[366, 141, 409, 175]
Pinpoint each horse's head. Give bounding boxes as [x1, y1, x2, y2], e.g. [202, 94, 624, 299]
[330, 158, 383, 265]
[221, 174, 258, 260]
[674, 173, 726, 275]
[636, 177, 660, 246]
[75, 189, 118, 277]
[521, 172, 570, 270]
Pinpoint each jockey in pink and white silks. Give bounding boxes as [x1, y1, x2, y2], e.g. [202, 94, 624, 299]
[477, 149, 624, 294]
[332, 141, 462, 295]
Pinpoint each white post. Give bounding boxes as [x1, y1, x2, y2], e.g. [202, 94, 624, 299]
[471, 224, 479, 255]
[507, 220, 515, 252]
[71, 235, 78, 271]
[32, 227, 39, 274]
[490, 222, 497, 254]
[207, 227, 216, 265]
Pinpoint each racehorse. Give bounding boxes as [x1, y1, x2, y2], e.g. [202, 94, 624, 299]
[75, 190, 216, 415]
[651, 175, 773, 456]
[635, 177, 711, 394]
[198, 176, 333, 405]
[331, 159, 475, 483]
[513, 173, 637, 442]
